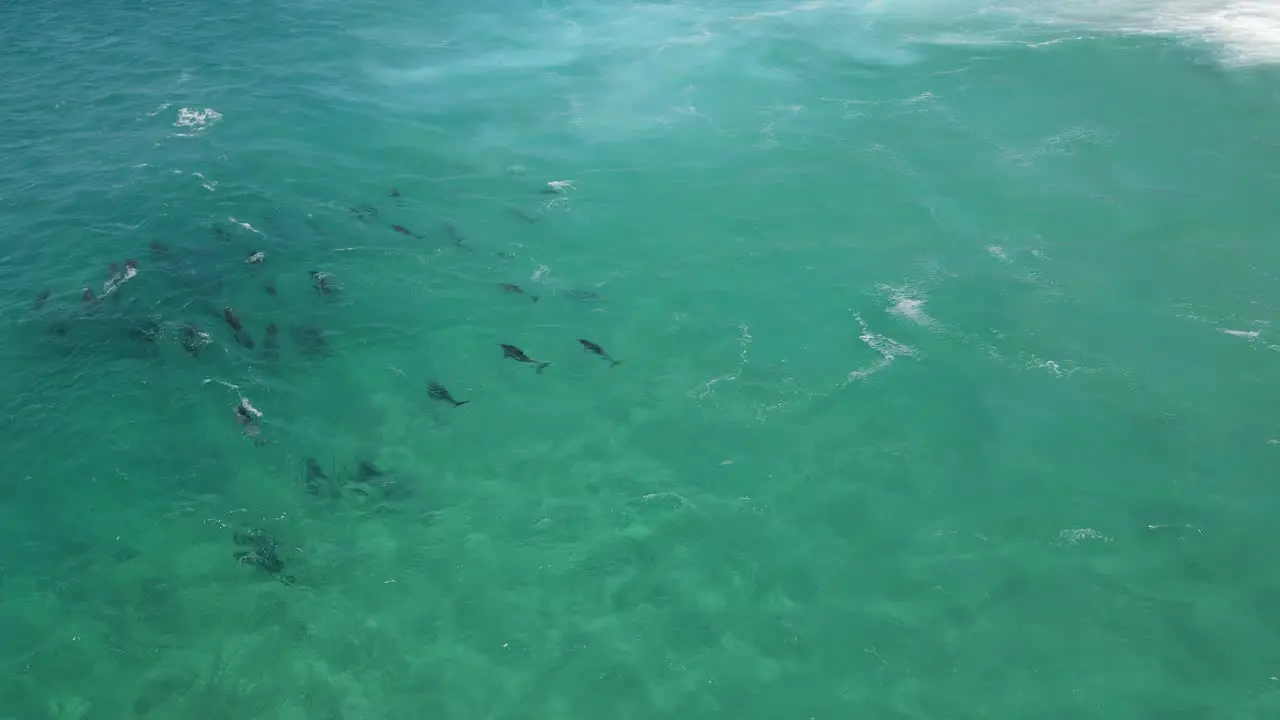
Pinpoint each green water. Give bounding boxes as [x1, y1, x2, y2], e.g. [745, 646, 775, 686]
[2, 1, 1280, 717]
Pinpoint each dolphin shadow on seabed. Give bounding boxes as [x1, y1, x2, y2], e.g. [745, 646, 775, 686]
[303, 456, 339, 498]
[299, 457, 411, 506]
[345, 459, 385, 499]
[343, 459, 413, 505]
[290, 325, 331, 358]
[232, 527, 296, 585]
[36, 304, 173, 362]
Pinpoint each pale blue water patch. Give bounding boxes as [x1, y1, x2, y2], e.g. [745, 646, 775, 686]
[3, 0, 1280, 717]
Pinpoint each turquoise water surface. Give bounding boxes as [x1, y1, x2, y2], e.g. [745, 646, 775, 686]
[3, 0, 1280, 717]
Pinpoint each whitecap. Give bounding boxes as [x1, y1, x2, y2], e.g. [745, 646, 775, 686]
[173, 107, 222, 134]
[1055, 527, 1111, 545]
[897, 0, 1280, 66]
[1042, 0, 1280, 66]
[1221, 328, 1260, 339]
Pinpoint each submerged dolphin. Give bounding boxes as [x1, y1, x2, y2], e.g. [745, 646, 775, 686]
[500, 343, 550, 373]
[428, 382, 470, 407]
[578, 338, 621, 367]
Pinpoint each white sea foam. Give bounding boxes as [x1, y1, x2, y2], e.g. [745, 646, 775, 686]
[1055, 527, 1111, 545]
[892, 297, 931, 325]
[1221, 328, 1260, 339]
[845, 313, 916, 383]
[717, 0, 1280, 65]
[362, 0, 1280, 157]
[1028, 0, 1280, 65]
[883, 0, 1280, 65]
[881, 284, 936, 328]
[690, 323, 753, 402]
[1029, 355, 1065, 376]
[173, 107, 222, 135]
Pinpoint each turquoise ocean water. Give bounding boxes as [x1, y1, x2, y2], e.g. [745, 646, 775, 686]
[3, 0, 1280, 717]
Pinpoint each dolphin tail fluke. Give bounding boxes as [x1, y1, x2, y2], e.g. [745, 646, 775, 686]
[536, 362, 550, 374]
[452, 400, 471, 408]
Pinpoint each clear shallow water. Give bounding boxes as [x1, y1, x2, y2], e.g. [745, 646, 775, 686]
[3, 1, 1280, 717]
